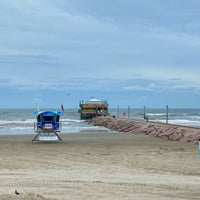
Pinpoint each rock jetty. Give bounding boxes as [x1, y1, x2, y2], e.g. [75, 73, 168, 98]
[90, 116, 200, 145]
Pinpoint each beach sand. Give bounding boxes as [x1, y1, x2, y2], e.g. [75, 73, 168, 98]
[0, 131, 200, 200]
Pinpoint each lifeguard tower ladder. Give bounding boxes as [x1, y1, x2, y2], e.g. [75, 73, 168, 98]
[32, 111, 64, 144]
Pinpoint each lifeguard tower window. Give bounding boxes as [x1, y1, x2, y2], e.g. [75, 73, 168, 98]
[56, 115, 60, 122]
[43, 116, 54, 122]
[37, 115, 41, 122]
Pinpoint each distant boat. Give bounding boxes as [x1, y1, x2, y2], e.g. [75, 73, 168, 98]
[32, 110, 64, 143]
[79, 98, 109, 119]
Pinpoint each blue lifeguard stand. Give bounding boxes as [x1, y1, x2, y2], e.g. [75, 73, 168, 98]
[32, 111, 64, 143]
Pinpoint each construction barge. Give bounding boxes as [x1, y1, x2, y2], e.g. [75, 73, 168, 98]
[79, 98, 109, 119]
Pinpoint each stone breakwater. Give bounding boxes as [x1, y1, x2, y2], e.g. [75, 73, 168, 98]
[90, 116, 200, 145]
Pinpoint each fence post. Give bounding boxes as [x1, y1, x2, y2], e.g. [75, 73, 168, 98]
[144, 106, 146, 119]
[166, 105, 169, 124]
[128, 106, 130, 119]
[117, 106, 119, 118]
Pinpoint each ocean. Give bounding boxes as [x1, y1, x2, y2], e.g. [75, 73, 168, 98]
[109, 108, 200, 127]
[0, 108, 200, 135]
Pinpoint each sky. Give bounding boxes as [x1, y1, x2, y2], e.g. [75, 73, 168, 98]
[1, 0, 200, 109]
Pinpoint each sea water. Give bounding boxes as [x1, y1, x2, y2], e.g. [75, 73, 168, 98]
[109, 108, 200, 127]
[0, 108, 109, 136]
[0, 108, 200, 135]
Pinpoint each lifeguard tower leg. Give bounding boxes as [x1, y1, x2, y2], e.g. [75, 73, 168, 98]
[32, 133, 40, 144]
[54, 131, 64, 143]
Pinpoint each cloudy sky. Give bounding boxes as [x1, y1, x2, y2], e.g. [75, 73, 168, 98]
[1, 0, 200, 109]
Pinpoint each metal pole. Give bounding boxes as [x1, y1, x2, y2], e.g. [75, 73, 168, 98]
[128, 106, 130, 119]
[144, 106, 146, 119]
[117, 106, 119, 118]
[166, 105, 169, 124]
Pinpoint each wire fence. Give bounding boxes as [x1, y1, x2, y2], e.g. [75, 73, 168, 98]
[0, 123, 34, 127]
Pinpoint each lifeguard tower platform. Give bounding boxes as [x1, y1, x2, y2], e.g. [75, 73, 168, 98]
[32, 111, 64, 143]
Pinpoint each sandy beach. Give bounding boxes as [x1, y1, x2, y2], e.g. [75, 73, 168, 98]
[0, 131, 200, 200]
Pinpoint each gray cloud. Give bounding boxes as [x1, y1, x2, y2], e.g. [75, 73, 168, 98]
[0, 0, 200, 95]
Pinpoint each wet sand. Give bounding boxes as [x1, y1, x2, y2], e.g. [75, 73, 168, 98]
[0, 132, 200, 199]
